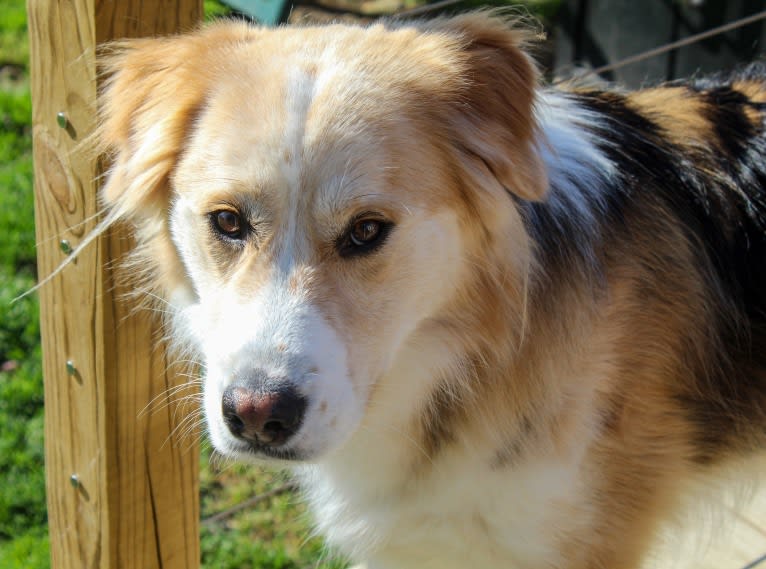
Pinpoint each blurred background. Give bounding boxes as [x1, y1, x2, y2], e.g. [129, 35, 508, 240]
[1, 0, 764, 567]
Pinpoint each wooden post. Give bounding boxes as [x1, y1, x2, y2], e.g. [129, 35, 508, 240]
[27, 2, 203, 568]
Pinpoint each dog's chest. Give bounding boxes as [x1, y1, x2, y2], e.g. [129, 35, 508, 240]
[300, 451, 585, 568]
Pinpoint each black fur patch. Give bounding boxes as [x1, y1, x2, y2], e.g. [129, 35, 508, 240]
[523, 68, 766, 462]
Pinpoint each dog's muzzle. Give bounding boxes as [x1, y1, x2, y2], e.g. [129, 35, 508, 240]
[221, 378, 307, 448]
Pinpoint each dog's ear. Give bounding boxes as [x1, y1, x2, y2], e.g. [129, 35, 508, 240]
[434, 13, 547, 202]
[97, 24, 255, 221]
[98, 37, 201, 221]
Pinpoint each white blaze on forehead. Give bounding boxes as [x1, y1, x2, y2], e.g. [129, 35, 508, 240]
[278, 65, 322, 272]
[276, 56, 374, 269]
[281, 65, 318, 172]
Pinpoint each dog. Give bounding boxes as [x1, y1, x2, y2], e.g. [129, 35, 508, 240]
[93, 12, 766, 569]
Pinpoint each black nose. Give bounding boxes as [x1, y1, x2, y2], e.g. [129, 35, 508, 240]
[221, 384, 307, 447]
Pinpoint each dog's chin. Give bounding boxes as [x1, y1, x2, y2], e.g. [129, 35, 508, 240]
[208, 418, 344, 464]
[213, 436, 314, 464]
[231, 443, 308, 463]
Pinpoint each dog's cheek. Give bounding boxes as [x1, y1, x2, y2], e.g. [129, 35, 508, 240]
[369, 213, 464, 354]
[169, 198, 214, 297]
[318, 214, 465, 412]
[201, 358, 237, 451]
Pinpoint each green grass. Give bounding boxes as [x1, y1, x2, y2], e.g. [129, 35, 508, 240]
[0, 0, 28, 67]
[200, 458, 348, 569]
[0, 3, 46, 566]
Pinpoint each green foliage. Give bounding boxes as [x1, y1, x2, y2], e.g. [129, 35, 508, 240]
[0, 43, 35, 275]
[0, 369, 46, 540]
[0, 529, 50, 569]
[205, 0, 235, 19]
[0, 272, 39, 362]
[0, 0, 29, 66]
[0, 1, 48, 561]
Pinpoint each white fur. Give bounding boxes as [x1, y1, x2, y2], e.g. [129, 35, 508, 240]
[535, 91, 618, 243]
[170, 203, 363, 461]
[295, 341, 600, 567]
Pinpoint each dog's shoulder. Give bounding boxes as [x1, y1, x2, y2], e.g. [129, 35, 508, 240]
[535, 69, 766, 462]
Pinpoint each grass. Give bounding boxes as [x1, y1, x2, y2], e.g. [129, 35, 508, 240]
[0, 1, 560, 568]
[0, 1, 47, 566]
[200, 460, 348, 569]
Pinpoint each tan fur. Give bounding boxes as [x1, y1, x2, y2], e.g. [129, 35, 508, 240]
[629, 87, 716, 146]
[733, 79, 766, 123]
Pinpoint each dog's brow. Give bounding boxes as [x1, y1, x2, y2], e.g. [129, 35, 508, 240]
[177, 174, 268, 201]
[318, 191, 409, 223]
[345, 192, 390, 204]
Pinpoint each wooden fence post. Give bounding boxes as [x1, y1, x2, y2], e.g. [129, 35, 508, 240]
[27, 2, 203, 568]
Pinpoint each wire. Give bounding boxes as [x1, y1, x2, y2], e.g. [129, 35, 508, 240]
[557, 8, 766, 83]
[742, 552, 766, 569]
[393, 2, 766, 81]
[201, 481, 298, 525]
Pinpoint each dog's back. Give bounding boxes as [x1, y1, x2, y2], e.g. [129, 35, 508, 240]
[531, 66, 766, 464]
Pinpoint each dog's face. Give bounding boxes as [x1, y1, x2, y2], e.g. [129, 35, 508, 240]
[98, 15, 545, 462]
[171, 60, 471, 460]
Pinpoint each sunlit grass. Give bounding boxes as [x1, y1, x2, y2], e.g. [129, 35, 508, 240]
[0, 2, 46, 565]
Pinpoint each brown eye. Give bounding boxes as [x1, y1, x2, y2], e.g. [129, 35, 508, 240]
[338, 216, 393, 258]
[212, 210, 243, 239]
[350, 219, 382, 246]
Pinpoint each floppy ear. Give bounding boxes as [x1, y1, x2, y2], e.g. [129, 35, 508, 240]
[98, 38, 201, 220]
[434, 13, 548, 202]
[97, 23, 257, 221]
[93, 24, 260, 297]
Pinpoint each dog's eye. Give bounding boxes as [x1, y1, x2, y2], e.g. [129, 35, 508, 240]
[211, 210, 243, 239]
[338, 217, 392, 257]
[350, 219, 382, 246]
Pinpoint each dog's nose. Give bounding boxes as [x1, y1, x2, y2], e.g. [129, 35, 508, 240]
[221, 385, 306, 446]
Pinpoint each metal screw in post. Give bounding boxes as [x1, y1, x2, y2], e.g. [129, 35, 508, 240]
[69, 473, 89, 500]
[56, 111, 77, 139]
[66, 359, 82, 384]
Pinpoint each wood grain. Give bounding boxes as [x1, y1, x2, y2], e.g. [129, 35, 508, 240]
[27, 2, 203, 568]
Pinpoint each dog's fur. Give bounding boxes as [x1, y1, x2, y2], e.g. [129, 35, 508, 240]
[94, 13, 766, 569]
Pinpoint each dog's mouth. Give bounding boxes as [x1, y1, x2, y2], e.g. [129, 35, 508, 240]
[226, 440, 307, 462]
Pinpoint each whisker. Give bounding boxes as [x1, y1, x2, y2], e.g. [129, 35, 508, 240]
[162, 410, 206, 450]
[138, 379, 203, 417]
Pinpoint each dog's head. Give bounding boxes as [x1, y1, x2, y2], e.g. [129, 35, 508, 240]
[98, 13, 545, 462]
